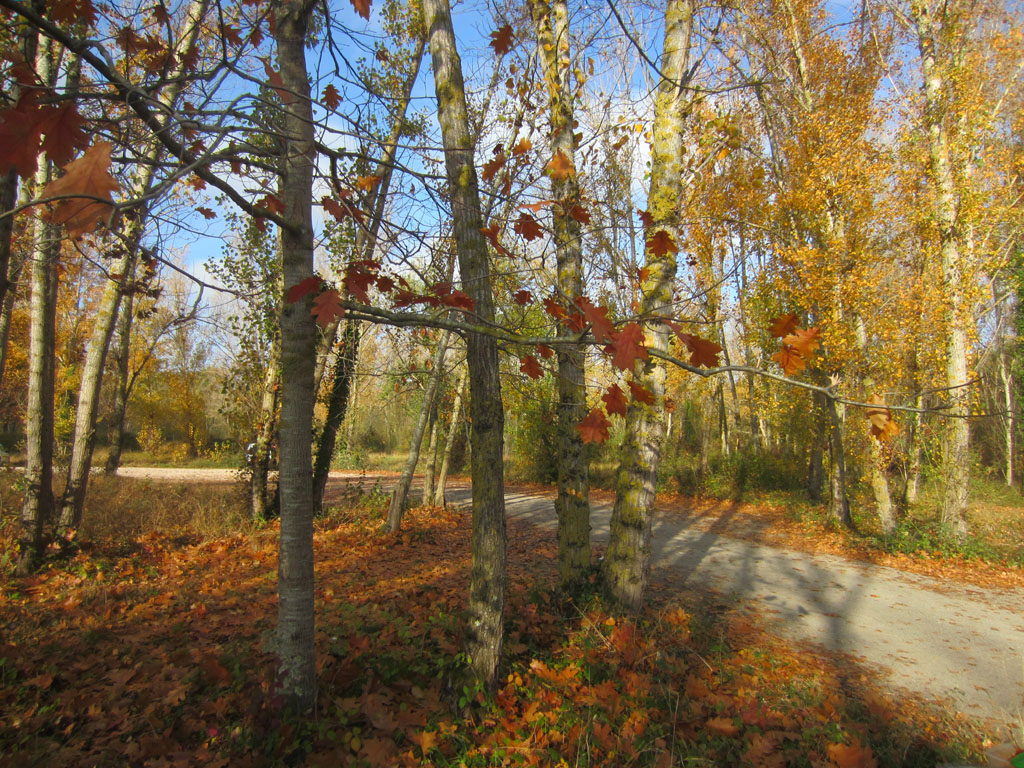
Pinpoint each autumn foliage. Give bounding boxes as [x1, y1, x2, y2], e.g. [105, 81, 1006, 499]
[0, 487, 984, 767]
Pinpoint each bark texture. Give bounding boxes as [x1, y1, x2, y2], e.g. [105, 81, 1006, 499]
[103, 291, 134, 474]
[531, 0, 590, 594]
[911, 0, 970, 541]
[603, 0, 692, 612]
[274, 0, 318, 711]
[423, 0, 507, 686]
[434, 365, 467, 506]
[312, 320, 358, 515]
[251, 338, 280, 521]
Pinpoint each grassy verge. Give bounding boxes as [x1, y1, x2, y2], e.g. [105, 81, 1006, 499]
[0, 480, 991, 767]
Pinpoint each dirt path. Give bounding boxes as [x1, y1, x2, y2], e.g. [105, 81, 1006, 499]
[117, 468, 1024, 732]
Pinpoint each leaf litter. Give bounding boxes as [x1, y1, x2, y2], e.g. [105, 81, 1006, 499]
[0, 495, 989, 767]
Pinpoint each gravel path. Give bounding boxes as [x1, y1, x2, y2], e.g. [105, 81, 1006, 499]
[116, 468, 1024, 732]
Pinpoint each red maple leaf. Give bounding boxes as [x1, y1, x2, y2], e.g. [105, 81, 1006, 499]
[577, 408, 610, 444]
[376, 274, 395, 293]
[536, 344, 554, 359]
[637, 209, 654, 227]
[627, 379, 654, 405]
[574, 296, 615, 343]
[514, 212, 543, 241]
[520, 355, 543, 379]
[439, 289, 475, 312]
[344, 261, 377, 303]
[609, 322, 648, 371]
[543, 297, 567, 321]
[285, 276, 321, 303]
[257, 193, 285, 215]
[768, 313, 799, 338]
[312, 289, 344, 327]
[513, 289, 533, 305]
[36, 102, 88, 168]
[490, 24, 514, 55]
[601, 383, 628, 416]
[322, 195, 364, 224]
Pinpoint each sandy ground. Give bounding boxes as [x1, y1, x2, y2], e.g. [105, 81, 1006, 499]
[116, 467, 1024, 735]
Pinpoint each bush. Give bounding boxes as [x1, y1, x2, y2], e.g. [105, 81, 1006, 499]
[662, 448, 806, 499]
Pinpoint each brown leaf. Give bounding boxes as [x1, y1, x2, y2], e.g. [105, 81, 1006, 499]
[490, 24, 514, 55]
[646, 229, 677, 257]
[322, 83, 341, 111]
[602, 383, 628, 416]
[312, 289, 344, 327]
[575, 296, 615, 343]
[577, 408, 610, 444]
[826, 740, 878, 768]
[42, 141, 120, 239]
[512, 289, 533, 305]
[350, 0, 371, 20]
[768, 313, 799, 338]
[482, 152, 507, 182]
[520, 355, 543, 380]
[609, 322, 648, 371]
[706, 716, 740, 737]
[512, 137, 532, 156]
[514, 211, 543, 241]
[627, 379, 654, 405]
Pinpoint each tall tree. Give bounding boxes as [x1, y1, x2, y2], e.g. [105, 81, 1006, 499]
[422, 0, 507, 686]
[530, 0, 591, 594]
[603, 0, 694, 611]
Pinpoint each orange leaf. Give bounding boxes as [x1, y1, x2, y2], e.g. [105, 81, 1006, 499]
[609, 322, 648, 371]
[512, 137, 532, 156]
[356, 174, 381, 192]
[543, 297, 568, 321]
[577, 408, 610, 444]
[768, 313, 798, 338]
[575, 296, 615, 343]
[547, 150, 574, 180]
[782, 326, 820, 358]
[312, 289, 344, 327]
[514, 211, 543, 241]
[482, 152, 506, 183]
[42, 141, 120, 239]
[480, 224, 512, 258]
[706, 716, 740, 737]
[826, 740, 877, 768]
[520, 355, 543, 379]
[866, 394, 899, 441]
[358, 737, 396, 767]
[627, 379, 654, 405]
[322, 83, 341, 111]
[350, 0, 371, 20]
[602, 383, 628, 416]
[772, 346, 807, 376]
[490, 24, 514, 55]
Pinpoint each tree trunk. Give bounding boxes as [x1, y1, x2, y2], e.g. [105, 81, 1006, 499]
[807, 396, 826, 502]
[274, 0, 318, 712]
[912, 0, 970, 542]
[870, 436, 896, 535]
[1001, 352, 1014, 486]
[530, 0, 591, 594]
[603, 0, 692, 612]
[16, 39, 58, 576]
[251, 338, 281, 521]
[421, 404, 439, 506]
[312, 319, 358, 515]
[434, 365, 467, 506]
[826, 394, 853, 530]
[18, 184, 58, 573]
[104, 290, 134, 474]
[0, 242, 25, 389]
[424, 0, 507, 686]
[387, 329, 451, 530]
[0, 172, 16, 316]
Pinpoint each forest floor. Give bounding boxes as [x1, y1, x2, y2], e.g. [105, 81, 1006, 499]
[0, 469, 1018, 766]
